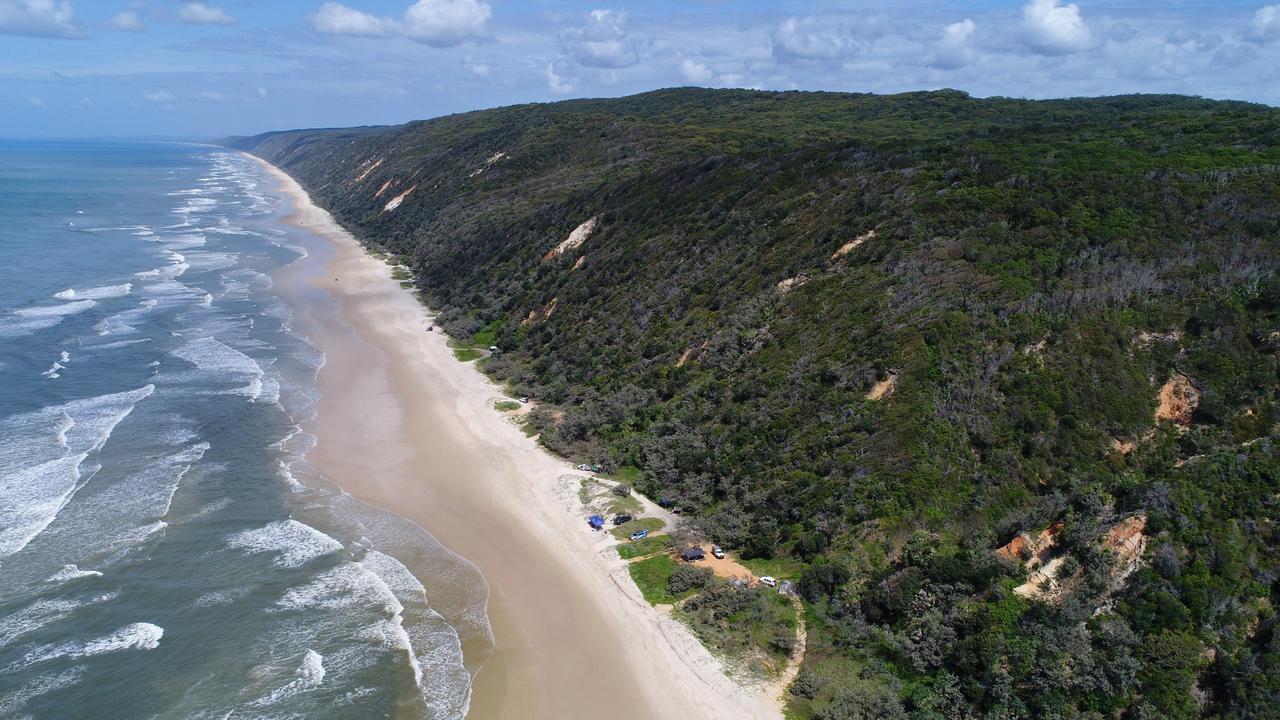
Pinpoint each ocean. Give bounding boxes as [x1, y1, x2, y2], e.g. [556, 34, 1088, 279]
[0, 140, 492, 719]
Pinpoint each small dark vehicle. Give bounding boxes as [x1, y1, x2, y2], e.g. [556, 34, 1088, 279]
[613, 514, 633, 525]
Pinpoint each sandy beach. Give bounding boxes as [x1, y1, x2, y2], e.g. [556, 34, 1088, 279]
[255, 156, 780, 720]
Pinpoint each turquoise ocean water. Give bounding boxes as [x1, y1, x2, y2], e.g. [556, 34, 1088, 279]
[0, 141, 490, 719]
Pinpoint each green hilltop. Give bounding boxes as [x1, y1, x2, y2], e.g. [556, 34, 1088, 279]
[230, 87, 1280, 719]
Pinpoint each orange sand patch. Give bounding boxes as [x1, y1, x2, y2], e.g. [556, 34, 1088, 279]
[776, 275, 808, 295]
[354, 157, 382, 182]
[382, 184, 416, 212]
[866, 372, 897, 401]
[374, 179, 393, 199]
[831, 229, 875, 261]
[544, 217, 598, 261]
[1155, 373, 1199, 425]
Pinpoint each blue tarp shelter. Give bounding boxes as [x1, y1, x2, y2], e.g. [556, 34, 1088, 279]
[588, 515, 606, 530]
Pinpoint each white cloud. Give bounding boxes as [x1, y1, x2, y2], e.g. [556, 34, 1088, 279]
[144, 90, 174, 102]
[771, 15, 876, 62]
[463, 55, 490, 77]
[1246, 4, 1280, 43]
[106, 8, 145, 31]
[29, 96, 46, 108]
[928, 18, 977, 69]
[310, 0, 489, 47]
[0, 0, 81, 38]
[402, 0, 489, 46]
[545, 60, 576, 94]
[1023, 0, 1092, 54]
[561, 9, 641, 69]
[679, 58, 713, 84]
[309, 2, 391, 36]
[177, 2, 234, 26]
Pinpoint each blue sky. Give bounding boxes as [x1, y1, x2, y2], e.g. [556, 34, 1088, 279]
[2, 0, 1278, 138]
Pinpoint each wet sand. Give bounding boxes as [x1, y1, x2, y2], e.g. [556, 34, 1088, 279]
[256, 156, 779, 720]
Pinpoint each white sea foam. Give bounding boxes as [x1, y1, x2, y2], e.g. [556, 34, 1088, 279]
[13, 623, 164, 670]
[276, 562, 402, 614]
[0, 667, 84, 717]
[14, 299, 97, 318]
[51, 284, 132, 301]
[45, 565, 103, 583]
[0, 300, 97, 338]
[0, 593, 117, 649]
[251, 650, 327, 707]
[226, 520, 343, 569]
[171, 337, 265, 400]
[135, 249, 188, 280]
[183, 250, 239, 272]
[89, 338, 152, 350]
[0, 385, 155, 559]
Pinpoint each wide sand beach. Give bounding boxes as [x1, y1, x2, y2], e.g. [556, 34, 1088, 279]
[255, 156, 780, 720]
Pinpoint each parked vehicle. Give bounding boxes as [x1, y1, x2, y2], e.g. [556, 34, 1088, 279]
[760, 576, 777, 588]
[613, 514, 633, 525]
[711, 545, 725, 559]
[518, 397, 529, 404]
[576, 464, 592, 471]
[629, 529, 649, 542]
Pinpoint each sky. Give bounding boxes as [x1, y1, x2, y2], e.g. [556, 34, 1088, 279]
[2, 0, 1279, 139]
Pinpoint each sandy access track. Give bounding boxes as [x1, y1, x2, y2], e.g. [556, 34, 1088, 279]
[253, 155, 781, 720]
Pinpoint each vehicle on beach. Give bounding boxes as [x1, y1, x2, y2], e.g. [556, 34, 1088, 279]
[629, 529, 648, 541]
[760, 576, 777, 588]
[711, 545, 725, 559]
[518, 397, 529, 403]
[613, 514, 633, 525]
[576, 463, 592, 471]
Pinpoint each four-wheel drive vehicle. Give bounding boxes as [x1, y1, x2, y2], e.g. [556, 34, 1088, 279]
[629, 529, 649, 542]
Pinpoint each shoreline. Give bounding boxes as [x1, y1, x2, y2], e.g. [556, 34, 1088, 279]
[252, 154, 781, 720]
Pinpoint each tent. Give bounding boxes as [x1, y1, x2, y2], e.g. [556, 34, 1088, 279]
[588, 515, 606, 530]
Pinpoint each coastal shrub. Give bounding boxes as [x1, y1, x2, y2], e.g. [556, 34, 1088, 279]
[667, 564, 713, 594]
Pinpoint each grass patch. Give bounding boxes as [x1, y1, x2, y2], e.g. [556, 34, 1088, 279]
[399, 280, 414, 289]
[470, 320, 500, 349]
[740, 555, 808, 581]
[494, 400, 521, 412]
[609, 517, 665, 540]
[608, 465, 644, 486]
[628, 553, 697, 605]
[519, 418, 538, 437]
[390, 266, 411, 281]
[617, 534, 675, 560]
[452, 347, 483, 362]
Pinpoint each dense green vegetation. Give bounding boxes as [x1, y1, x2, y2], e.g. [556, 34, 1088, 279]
[231, 87, 1280, 718]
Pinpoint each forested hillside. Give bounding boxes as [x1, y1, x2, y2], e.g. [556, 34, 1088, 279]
[229, 88, 1280, 719]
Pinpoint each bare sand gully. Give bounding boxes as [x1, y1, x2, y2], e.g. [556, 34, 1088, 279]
[253, 156, 781, 720]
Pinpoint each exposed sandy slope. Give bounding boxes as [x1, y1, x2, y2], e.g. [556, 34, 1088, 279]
[254, 156, 780, 720]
